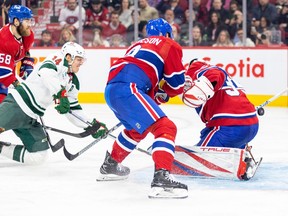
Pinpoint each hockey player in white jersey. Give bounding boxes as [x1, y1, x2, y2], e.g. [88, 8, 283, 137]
[0, 42, 108, 164]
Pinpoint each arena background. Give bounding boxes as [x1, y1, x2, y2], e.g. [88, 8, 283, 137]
[25, 47, 288, 107]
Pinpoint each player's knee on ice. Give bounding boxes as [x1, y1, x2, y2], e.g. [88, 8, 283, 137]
[23, 150, 49, 165]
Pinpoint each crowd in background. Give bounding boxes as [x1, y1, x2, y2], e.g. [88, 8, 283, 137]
[1, 0, 287, 47]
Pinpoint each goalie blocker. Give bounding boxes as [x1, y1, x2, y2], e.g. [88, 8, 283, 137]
[171, 145, 262, 180]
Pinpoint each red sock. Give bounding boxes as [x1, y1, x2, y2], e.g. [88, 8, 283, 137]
[111, 141, 130, 163]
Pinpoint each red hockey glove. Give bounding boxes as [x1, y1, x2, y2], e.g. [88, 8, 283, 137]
[53, 88, 70, 114]
[19, 57, 35, 80]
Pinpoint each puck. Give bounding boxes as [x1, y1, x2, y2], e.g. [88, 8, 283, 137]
[257, 107, 265, 116]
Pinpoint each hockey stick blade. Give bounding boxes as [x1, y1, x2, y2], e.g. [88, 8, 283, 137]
[50, 138, 65, 152]
[0, 141, 12, 146]
[63, 122, 122, 161]
[44, 123, 100, 138]
[0, 139, 64, 153]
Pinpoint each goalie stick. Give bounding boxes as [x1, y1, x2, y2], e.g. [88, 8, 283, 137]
[256, 87, 288, 116]
[256, 87, 288, 109]
[63, 122, 122, 161]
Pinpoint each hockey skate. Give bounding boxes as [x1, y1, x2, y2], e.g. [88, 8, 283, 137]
[0, 141, 11, 153]
[96, 151, 130, 181]
[240, 146, 263, 180]
[148, 169, 188, 199]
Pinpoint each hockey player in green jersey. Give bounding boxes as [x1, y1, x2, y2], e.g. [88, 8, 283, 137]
[0, 42, 108, 164]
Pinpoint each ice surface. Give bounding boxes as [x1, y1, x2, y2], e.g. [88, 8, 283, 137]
[1, 104, 287, 216]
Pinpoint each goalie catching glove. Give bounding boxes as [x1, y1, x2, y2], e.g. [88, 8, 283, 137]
[19, 57, 35, 80]
[182, 75, 215, 108]
[53, 87, 70, 114]
[85, 119, 108, 139]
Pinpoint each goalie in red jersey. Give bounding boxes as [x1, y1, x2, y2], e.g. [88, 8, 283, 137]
[0, 5, 35, 103]
[171, 59, 261, 181]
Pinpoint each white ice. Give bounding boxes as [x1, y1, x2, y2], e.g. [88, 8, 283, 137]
[1, 104, 287, 216]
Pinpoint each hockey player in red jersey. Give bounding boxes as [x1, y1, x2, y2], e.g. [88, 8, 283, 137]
[0, 5, 35, 103]
[182, 59, 259, 148]
[97, 18, 188, 199]
[172, 59, 260, 180]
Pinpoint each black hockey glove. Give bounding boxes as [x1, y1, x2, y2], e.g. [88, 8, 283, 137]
[86, 119, 108, 139]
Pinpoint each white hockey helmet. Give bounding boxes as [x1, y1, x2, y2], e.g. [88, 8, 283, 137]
[61, 42, 86, 62]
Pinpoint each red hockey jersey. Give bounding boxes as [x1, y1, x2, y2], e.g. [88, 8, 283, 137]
[0, 24, 34, 86]
[107, 36, 185, 98]
[186, 62, 258, 127]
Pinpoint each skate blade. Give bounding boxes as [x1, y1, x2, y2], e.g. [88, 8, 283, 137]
[148, 187, 188, 199]
[96, 174, 129, 182]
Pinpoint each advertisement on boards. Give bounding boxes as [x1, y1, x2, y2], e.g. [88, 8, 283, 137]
[30, 48, 288, 106]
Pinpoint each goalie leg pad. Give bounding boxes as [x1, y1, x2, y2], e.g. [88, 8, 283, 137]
[172, 146, 249, 180]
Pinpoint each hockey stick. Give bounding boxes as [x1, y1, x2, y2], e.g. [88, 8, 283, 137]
[135, 146, 152, 156]
[43, 124, 100, 138]
[44, 110, 101, 138]
[106, 132, 152, 156]
[39, 117, 64, 152]
[63, 122, 122, 161]
[39, 112, 101, 152]
[0, 141, 11, 146]
[68, 111, 117, 139]
[39, 113, 101, 152]
[68, 111, 92, 126]
[68, 113, 151, 157]
[256, 87, 288, 116]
